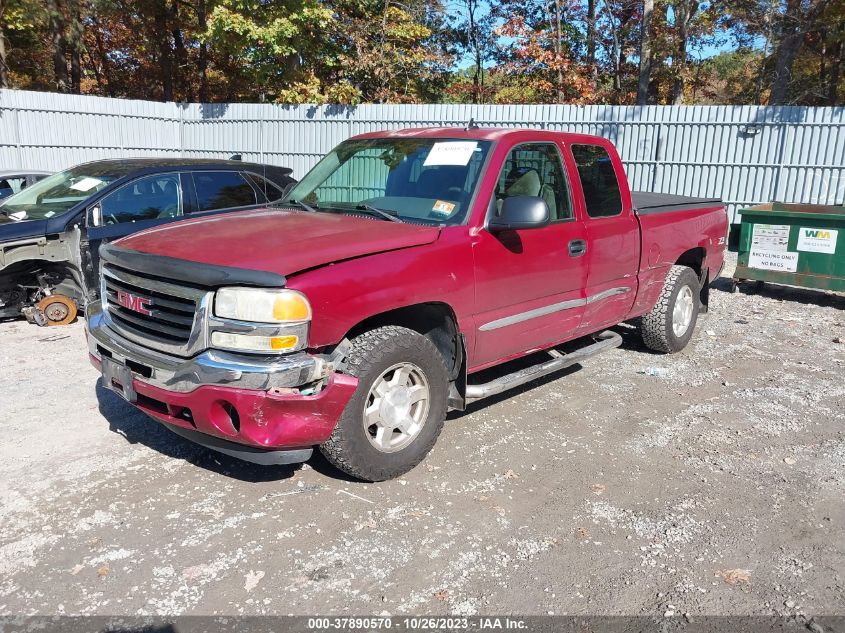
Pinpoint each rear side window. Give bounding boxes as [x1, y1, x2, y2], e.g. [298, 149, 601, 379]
[192, 171, 257, 211]
[571, 144, 622, 218]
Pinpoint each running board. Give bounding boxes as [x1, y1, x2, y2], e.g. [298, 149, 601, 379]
[464, 330, 623, 403]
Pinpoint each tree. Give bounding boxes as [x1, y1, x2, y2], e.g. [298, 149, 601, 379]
[637, 0, 654, 103]
[452, 0, 496, 103]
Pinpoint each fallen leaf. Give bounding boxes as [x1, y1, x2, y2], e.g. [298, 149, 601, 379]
[717, 568, 751, 585]
[590, 483, 606, 495]
[784, 457, 797, 465]
[96, 565, 110, 578]
[575, 527, 590, 539]
[504, 469, 519, 479]
[244, 570, 265, 593]
[433, 590, 449, 601]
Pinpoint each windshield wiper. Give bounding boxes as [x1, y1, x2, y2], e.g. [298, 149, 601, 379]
[354, 204, 403, 223]
[283, 199, 318, 213]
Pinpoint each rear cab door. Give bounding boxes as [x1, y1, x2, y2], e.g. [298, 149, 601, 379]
[566, 139, 640, 334]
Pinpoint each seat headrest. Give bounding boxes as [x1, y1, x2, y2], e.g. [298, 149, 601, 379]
[506, 169, 541, 197]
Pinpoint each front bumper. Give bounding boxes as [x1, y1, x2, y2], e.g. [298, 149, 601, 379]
[87, 302, 357, 461]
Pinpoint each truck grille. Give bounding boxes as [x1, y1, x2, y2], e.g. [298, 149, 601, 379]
[101, 263, 209, 356]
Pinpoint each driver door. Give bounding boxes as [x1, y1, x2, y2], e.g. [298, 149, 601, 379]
[80, 172, 186, 298]
[471, 142, 589, 369]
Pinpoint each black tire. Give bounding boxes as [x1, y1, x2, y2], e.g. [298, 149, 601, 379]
[641, 265, 701, 353]
[320, 325, 449, 481]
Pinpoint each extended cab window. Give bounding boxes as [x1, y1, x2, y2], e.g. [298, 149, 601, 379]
[99, 173, 182, 223]
[571, 144, 622, 218]
[193, 171, 257, 211]
[494, 143, 573, 221]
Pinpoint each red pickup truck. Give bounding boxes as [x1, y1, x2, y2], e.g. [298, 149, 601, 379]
[86, 127, 727, 481]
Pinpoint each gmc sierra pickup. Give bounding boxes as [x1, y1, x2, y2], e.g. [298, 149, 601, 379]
[86, 127, 727, 481]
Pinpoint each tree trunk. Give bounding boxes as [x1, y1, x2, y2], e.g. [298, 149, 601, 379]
[91, 14, 114, 97]
[47, 0, 69, 93]
[586, 0, 596, 69]
[69, 0, 82, 94]
[467, 0, 480, 103]
[0, 6, 7, 89]
[637, 0, 653, 104]
[671, 0, 693, 105]
[198, 0, 208, 102]
[769, 0, 804, 105]
[154, 0, 174, 101]
[828, 28, 842, 105]
[554, 0, 564, 103]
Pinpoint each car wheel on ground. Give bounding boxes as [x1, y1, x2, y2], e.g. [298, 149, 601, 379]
[641, 264, 700, 353]
[320, 325, 449, 482]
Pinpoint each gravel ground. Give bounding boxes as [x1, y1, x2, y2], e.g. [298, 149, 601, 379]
[1, 255, 843, 618]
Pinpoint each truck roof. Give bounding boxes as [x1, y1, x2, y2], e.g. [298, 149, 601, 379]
[351, 127, 608, 144]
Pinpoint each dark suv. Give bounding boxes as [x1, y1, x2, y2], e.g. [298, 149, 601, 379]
[0, 158, 295, 325]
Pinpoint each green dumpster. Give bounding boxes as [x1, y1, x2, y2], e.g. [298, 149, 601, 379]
[732, 202, 845, 293]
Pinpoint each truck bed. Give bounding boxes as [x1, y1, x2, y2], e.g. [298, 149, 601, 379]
[632, 191, 722, 215]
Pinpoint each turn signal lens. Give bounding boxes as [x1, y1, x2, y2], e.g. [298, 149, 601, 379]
[272, 293, 311, 321]
[211, 331, 300, 353]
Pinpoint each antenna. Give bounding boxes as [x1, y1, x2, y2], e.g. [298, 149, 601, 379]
[465, 118, 479, 131]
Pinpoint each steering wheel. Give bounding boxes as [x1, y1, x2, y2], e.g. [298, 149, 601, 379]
[104, 214, 119, 225]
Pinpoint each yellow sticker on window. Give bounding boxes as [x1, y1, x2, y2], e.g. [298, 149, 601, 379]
[432, 200, 456, 215]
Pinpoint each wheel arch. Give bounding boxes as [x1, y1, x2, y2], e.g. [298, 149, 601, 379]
[675, 246, 709, 310]
[341, 302, 463, 380]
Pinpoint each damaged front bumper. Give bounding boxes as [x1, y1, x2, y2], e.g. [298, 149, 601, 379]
[86, 301, 357, 465]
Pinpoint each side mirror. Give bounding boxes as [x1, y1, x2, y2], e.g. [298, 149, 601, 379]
[489, 196, 550, 232]
[87, 205, 103, 227]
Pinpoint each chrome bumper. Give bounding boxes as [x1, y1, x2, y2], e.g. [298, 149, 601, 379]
[86, 301, 331, 393]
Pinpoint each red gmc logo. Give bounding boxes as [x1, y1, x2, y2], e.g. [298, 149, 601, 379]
[116, 290, 153, 316]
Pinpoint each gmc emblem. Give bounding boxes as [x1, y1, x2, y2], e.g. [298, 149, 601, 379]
[116, 290, 153, 316]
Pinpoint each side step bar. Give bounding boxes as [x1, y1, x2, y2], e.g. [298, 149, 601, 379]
[464, 330, 623, 403]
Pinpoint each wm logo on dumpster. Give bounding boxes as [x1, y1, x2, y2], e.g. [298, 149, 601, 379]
[804, 229, 833, 239]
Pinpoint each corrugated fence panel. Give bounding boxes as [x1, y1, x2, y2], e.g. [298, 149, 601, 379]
[2, 89, 843, 221]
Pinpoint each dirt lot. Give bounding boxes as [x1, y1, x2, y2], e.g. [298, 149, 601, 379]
[1, 255, 844, 618]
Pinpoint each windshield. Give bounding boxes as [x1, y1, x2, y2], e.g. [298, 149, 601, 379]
[1, 166, 120, 221]
[284, 138, 493, 225]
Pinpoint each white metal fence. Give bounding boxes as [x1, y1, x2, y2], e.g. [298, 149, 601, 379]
[2, 89, 843, 221]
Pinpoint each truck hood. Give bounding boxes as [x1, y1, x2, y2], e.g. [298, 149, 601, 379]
[0, 217, 48, 242]
[115, 208, 441, 278]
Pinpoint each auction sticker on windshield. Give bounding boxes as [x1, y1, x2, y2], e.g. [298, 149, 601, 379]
[432, 200, 456, 215]
[748, 248, 799, 272]
[70, 177, 104, 192]
[424, 141, 478, 166]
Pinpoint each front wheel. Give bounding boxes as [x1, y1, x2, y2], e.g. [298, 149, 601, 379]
[641, 265, 701, 353]
[320, 326, 449, 481]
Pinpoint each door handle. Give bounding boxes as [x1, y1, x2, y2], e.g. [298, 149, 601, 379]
[568, 239, 587, 257]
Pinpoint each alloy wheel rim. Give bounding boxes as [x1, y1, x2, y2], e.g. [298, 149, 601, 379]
[363, 362, 430, 453]
[672, 285, 695, 337]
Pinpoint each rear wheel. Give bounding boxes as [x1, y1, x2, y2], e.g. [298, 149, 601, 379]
[37, 294, 78, 326]
[641, 265, 700, 353]
[320, 325, 449, 482]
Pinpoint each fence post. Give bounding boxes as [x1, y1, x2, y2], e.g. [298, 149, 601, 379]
[772, 120, 789, 203]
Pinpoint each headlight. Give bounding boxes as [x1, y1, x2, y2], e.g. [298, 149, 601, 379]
[215, 287, 311, 323]
[212, 287, 311, 354]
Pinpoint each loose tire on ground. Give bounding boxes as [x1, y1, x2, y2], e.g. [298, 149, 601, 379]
[641, 265, 701, 353]
[37, 294, 78, 326]
[320, 325, 449, 481]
